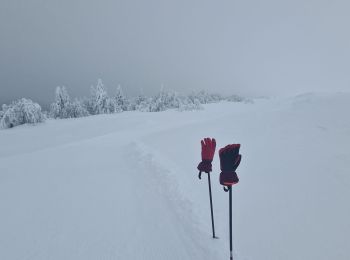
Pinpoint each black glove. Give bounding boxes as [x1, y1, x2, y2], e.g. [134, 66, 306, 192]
[219, 144, 241, 186]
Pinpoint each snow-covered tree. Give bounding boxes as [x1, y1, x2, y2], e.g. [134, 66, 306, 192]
[225, 94, 252, 103]
[134, 88, 212, 112]
[70, 99, 90, 118]
[136, 97, 152, 112]
[0, 105, 5, 120]
[189, 90, 222, 104]
[114, 85, 128, 111]
[105, 97, 125, 114]
[50, 86, 91, 118]
[162, 90, 179, 108]
[81, 97, 94, 115]
[148, 87, 179, 112]
[149, 89, 166, 112]
[50, 86, 72, 119]
[178, 96, 203, 111]
[90, 79, 110, 114]
[130, 94, 148, 111]
[0, 98, 45, 129]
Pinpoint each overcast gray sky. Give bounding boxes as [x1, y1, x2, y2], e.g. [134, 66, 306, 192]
[1, 0, 349, 106]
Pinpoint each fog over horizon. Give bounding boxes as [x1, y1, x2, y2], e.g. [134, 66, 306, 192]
[1, 0, 350, 106]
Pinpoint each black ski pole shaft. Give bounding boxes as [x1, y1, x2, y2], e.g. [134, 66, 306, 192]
[207, 173, 216, 238]
[229, 186, 233, 260]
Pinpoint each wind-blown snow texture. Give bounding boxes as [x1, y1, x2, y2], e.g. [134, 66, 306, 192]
[0, 92, 349, 260]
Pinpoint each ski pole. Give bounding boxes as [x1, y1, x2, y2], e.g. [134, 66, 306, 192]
[229, 186, 233, 260]
[198, 171, 217, 239]
[223, 185, 233, 259]
[207, 172, 216, 238]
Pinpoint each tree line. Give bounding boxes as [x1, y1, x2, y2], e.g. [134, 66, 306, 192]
[0, 79, 246, 129]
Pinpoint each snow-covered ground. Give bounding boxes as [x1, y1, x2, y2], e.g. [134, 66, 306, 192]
[0, 92, 349, 260]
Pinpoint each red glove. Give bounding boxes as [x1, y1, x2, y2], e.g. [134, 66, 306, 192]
[197, 138, 216, 179]
[219, 144, 242, 186]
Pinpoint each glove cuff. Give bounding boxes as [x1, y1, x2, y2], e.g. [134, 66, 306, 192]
[220, 171, 239, 186]
[197, 160, 212, 173]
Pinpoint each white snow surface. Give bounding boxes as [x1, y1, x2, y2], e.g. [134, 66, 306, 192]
[0, 92, 349, 260]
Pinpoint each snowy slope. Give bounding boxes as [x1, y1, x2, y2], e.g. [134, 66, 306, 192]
[0, 92, 349, 260]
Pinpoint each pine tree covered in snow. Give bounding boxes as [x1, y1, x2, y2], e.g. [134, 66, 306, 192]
[89, 79, 111, 115]
[132, 88, 205, 112]
[177, 96, 203, 111]
[189, 90, 222, 104]
[225, 94, 252, 103]
[132, 95, 150, 111]
[114, 85, 128, 111]
[0, 106, 4, 120]
[162, 90, 179, 108]
[70, 99, 90, 118]
[49, 86, 89, 119]
[106, 98, 120, 114]
[148, 88, 179, 112]
[149, 88, 167, 112]
[226, 94, 244, 102]
[0, 98, 45, 129]
[50, 86, 71, 119]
